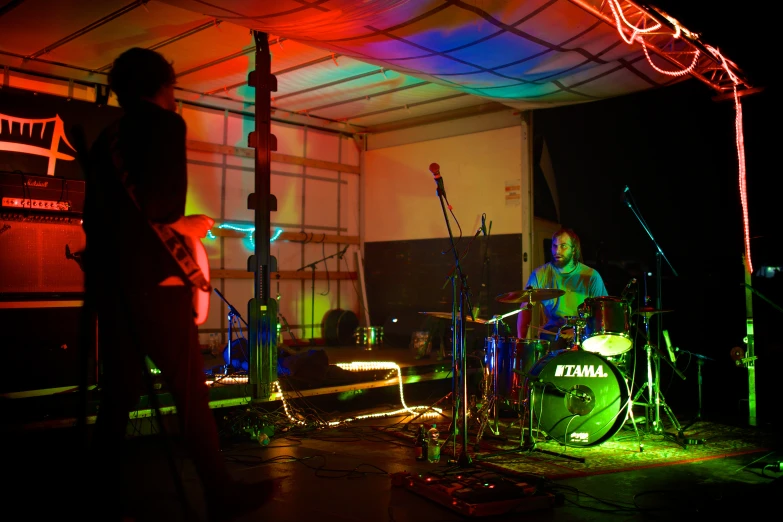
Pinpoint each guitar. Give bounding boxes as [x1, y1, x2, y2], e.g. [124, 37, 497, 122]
[72, 123, 212, 325]
[151, 221, 212, 325]
[186, 234, 211, 325]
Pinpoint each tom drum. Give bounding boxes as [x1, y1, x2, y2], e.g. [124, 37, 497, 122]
[578, 296, 632, 356]
[484, 337, 550, 404]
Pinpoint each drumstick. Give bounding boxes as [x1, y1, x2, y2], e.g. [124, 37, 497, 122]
[530, 325, 559, 336]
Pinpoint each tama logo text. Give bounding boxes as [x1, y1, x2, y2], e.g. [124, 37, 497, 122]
[554, 365, 608, 377]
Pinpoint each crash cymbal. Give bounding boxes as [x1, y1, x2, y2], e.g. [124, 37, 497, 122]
[633, 307, 674, 318]
[418, 311, 487, 324]
[495, 288, 565, 304]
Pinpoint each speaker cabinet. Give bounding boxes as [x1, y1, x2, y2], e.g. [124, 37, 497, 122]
[0, 217, 85, 296]
[0, 301, 96, 394]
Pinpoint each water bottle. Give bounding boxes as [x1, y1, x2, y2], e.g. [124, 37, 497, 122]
[427, 424, 440, 463]
[414, 424, 427, 461]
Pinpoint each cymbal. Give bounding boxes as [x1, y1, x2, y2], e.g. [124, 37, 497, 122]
[418, 311, 487, 324]
[495, 288, 565, 304]
[633, 307, 674, 318]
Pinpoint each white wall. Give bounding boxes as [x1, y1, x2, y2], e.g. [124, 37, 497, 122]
[364, 125, 525, 242]
[170, 105, 363, 343]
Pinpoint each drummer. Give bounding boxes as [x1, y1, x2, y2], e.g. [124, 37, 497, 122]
[517, 227, 608, 351]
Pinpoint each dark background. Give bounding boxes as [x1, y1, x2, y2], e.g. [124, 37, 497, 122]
[530, 1, 780, 427]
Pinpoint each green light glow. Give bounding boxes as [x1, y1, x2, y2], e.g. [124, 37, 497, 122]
[337, 390, 364, 401]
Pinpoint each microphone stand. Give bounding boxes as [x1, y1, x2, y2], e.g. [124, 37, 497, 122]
[623, 186, 680, 437]
[678, 349, 714, 431]
[433, 183, 476, 468]
[296, 245, 349, 344]
[213, 288, 249, 376]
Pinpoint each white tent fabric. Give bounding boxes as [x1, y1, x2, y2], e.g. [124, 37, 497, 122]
[0, 0, 751, 130]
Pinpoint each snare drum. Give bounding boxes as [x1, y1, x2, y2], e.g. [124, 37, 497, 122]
[578, 296, 632, 356]
[484, 337, 550, 404]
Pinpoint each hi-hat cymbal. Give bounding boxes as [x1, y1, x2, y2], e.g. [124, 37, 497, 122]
[418, 311, 487, 324]
[495, 288, 565, 304]
[633, 307, 674, 318]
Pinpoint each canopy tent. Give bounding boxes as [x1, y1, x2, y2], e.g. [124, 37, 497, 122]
[0, 0, 753, 130]
[0, 0, 755, 261]
[0, 1, 761, 413]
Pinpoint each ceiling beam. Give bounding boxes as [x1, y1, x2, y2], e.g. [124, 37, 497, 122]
[27, 0, 146, 60]
[361, 101, 511, 134]
[94, 18, 229, 73]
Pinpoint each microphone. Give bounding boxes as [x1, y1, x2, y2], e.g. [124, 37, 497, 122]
[620, 278, 637, 300]
[622, 185, 631, 207]
[429, 163, 446, 198]
[480, 213, 487, 236]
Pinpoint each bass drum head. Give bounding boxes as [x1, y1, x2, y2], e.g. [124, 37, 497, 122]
[527, 349, 629, 447]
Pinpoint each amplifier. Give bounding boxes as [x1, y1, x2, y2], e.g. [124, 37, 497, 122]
[0, 171, 85, 215]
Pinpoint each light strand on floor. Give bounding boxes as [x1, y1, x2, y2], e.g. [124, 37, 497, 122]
[274, 361, 441, 428]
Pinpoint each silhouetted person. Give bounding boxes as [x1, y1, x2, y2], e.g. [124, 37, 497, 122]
[83, 47, 275, 522]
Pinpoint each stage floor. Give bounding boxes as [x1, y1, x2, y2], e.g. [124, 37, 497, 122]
[2, 337, 782, 521]
[3, 402, 781, 522]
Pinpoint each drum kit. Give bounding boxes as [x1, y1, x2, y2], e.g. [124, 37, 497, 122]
[423, 286, 684, 453]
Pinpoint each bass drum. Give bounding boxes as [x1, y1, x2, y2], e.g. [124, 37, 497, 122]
[526, 349, 630, 447]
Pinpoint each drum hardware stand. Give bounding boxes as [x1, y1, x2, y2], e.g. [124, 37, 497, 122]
[631, 313, 687, 447]
[213, 288, 249, 377]
[473, 313, 512, 445]
[472, 309, 533, 446]
[678, 349, 714, 433]
[471, 378, 586, 464]
[404, 392, 452, 430]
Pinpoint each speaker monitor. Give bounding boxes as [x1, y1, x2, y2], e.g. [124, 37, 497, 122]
[0, 218, 85, 295]
[0, 302, 96, 394]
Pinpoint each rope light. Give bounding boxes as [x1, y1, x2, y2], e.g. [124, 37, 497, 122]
[208, 224, 284, 245]
[606, 1, 753, 273]
[705, 44, 752, 273]
[274, 362, 441, 428]
[640, 44, 699, 76]
[607, 0, 661, 44]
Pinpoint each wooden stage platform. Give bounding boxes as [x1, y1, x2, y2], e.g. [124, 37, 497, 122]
[0, 339, 479, 433]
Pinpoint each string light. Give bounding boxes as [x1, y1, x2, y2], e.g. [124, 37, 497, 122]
[606, 0, 661, 45]
[705, 44, 752, 273]
[208, 224, 284, 246]
[640, 44, 699, 76]
[273, 362, 441, 428]
[205, 375, 249, 386]
[606, 1, 753, 273]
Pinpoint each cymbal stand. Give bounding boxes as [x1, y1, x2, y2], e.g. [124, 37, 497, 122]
[632, 314, 684, 445]
[474, 316, 503, 445]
